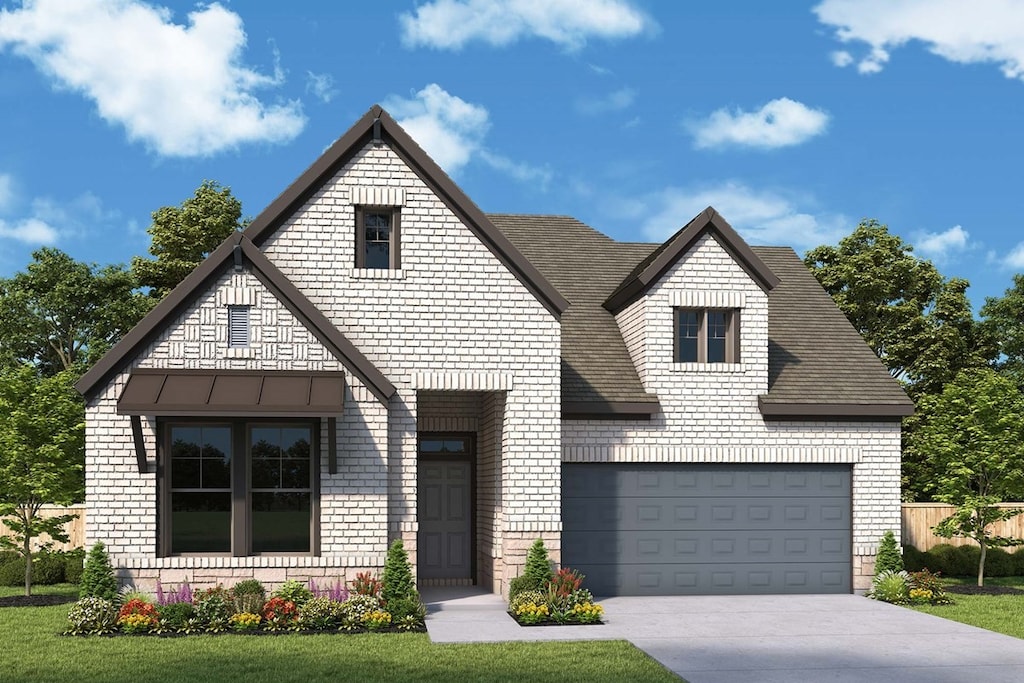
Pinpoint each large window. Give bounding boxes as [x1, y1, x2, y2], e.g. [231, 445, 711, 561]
[162, 420, 317, 556]
[674, 308, 740, 363]
[355, 206, 401, 269]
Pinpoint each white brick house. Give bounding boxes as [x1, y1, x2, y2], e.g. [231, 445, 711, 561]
[76, 106, 912, 596]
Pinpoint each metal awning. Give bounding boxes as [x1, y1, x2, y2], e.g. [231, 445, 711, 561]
[117, 369, 345, 416]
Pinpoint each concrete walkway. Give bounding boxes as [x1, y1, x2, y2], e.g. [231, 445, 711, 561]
[422, 588, 1024, 683]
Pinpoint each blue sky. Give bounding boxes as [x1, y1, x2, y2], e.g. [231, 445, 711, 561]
[0, 0, 1022, 308]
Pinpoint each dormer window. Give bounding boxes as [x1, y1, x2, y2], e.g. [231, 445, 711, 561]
[356, 206, 401, 269]
[675, 308, 739, 363]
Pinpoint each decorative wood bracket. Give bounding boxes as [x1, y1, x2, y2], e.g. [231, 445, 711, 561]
[130, 415, 147, 474]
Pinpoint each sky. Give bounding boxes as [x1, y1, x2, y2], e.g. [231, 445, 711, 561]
[0, 0, 1022, 308]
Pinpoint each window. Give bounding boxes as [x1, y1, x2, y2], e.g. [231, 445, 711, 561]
[674, 308, 740, 363]
[227, 306, 250, 348]
[162, 420, 317, 555]
[356, 206, 400, 269]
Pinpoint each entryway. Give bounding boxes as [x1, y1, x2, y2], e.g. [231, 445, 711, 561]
[417, 434, 474, 581]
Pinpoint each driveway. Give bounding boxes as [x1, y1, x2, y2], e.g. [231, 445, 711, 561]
[423, 589, 1024, 683]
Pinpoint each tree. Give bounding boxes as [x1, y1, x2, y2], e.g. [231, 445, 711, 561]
[911, 368, 1024, 585]
[0, 249, 152, 377]
[804, 220, 995, 397]
[381, 539, 417, 605]
[874, 530, 904, 575]
[0, 365, 85, 595]
[79, 541, 118, 602]
[132, 180, 246, 299]
[981, 273, 1024, 388]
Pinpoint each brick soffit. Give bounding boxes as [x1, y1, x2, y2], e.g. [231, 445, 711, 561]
[74, 232, 396, 405]
[242, 105, 569, 319]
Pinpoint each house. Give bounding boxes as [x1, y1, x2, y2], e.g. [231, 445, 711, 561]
[75, 105, 913, 597]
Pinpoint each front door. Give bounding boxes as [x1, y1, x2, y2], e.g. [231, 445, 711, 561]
[417, 435, 473, 580]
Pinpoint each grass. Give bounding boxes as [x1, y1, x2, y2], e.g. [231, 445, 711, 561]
[909, 576, 1024, 640]
[0, 585, 681, 683]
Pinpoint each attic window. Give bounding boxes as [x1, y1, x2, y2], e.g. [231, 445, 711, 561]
[228, 305, 250, 348]
[356, 206, 400, 269]
[675, 308, 739, 363]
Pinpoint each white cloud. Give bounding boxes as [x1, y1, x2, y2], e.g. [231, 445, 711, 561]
[306, 71, 336, 103]
[1003, 243, 1024, 269]
[913, 225, 970, 262]
[576, 87, 636, 115]
[815, 0, 1024, 81]
[0, 217, 58, 244]
[688, 98, 830, 150]
[0, 179, 120, 246]
[0, 0, 305, 157]
[830, 50, 854, 67]
[399, 0, 655, 51]
[385, 83, 550, 186]
[610, 181, 850, 250]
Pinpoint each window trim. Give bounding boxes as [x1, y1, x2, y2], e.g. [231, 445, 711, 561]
[158, 417, 320, 558]
[355, 205, 401, 269]
[673, 307, 741, 364]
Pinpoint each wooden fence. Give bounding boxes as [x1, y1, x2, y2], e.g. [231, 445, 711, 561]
[902, 502, 1024, 550]
[0, 505, 86, 552]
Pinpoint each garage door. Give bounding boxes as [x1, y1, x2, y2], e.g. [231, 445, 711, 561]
[562, 463, 851, 596]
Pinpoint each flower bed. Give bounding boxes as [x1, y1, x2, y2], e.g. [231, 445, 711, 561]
[505, 540, 605, 626]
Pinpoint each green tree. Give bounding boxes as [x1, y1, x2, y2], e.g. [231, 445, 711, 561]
[79, 541, 118, 602]
[523, 538, 553, 588]
[804, 220, 995, 396]
[0, 249, 151, 377]
[132, 180, 246, 298]
[981, 273, 1024, 388]
[874, 530, 904, 575]
[381, 539, 417, 605]
[911, 368, 1024, 585]
[0, 365, 85, 595]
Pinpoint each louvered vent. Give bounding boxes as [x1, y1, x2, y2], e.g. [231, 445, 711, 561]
[227, 305, 250, 348]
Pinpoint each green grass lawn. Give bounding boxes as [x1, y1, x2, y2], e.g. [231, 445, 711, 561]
[1, 585, 681, 683]
[909, 577, 1024, 640]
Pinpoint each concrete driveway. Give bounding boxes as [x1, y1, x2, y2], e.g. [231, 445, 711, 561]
[423, 589, 1024, 683]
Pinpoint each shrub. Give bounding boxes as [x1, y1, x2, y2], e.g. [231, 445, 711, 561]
[985, 548, 1014, 577]
[901, 544, 928, 572]
[1013, 548, 1024, 576]
[273, 579, 313, 608]
[382, 539, 417, 606]
[875, 531, 903, 575]
[350, 571, 382, 597]
[907, 568, 952, 605]
[509, 589, 546, 612]
[297, 596, 343, 630]
[951, 545, 981, 577]
[0, 558, 25, 586]
[928, 544, 958, 575]
[0, 553, 65, 586]
[231, 579, 266, 614]
[522, 539, 553, 589]
[157, 601, 196, 632]
[386, 596, 425, 622]
[547, 567, 584, 610]
[195, 586, 233, 632]
[80, 542, 118, 602]
[338, 593, 381, 627]
[261, 596, 299, 631]
[507, 575, 534, 602]
[868, 570, 910, 604]
[65, 597, 118, 635]
[64, 549, 85, 584]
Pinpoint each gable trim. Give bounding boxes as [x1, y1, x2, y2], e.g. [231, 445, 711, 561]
[243, 105, 569, 319]
[75, 232, 396, 405]
[604, 207, 781, 314]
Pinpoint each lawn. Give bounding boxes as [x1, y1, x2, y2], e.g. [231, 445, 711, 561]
[909, 577, 1024, 640]
[1, 585, 681, 683]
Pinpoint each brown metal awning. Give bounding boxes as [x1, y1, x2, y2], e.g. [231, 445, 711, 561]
[117, 369, 345, 416]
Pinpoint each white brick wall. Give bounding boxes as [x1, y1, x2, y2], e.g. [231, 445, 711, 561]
[594, 232, 902, 589]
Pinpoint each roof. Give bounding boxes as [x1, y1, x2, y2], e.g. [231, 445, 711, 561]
[243, 105, 568, 320]
[75, 232, 396, 405]
[491, 213, 913, 420]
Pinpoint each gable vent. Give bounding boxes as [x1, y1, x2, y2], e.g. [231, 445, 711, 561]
[227, 305, 250, 348]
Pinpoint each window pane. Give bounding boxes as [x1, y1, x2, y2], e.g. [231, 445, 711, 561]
[251, 458, 281, 489]
[251, 492, 311, 553]
[678, 337, 698, 363]
[707, 311, 728, 363]
[171, 492, 231, 553]
[280, 459, 310, 489]
[171, 427, 201, 454]
[677, 310, 700, 362]
[171, 458, 200, 489]
[365, 242, 389, 269]
[419, 439, 444, 453]
[251, 427, 280, 457]
[202, 457, 231, 489]
[202, 427, 232, 461]
[363, 212, 391, 269]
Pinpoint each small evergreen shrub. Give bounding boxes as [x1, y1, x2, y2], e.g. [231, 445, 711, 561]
[0, 558, 25, 586]
[34, 553, 66, 584]
[985, 548, 1014, 577]
[386, 596, 425, 622]
[231, 579, 266, 614]
[951, 545, 981, 577]
[874, 531, 903, 575]
[507, 575, 534, 601]
[382, 539, 417, 606]
[522, 539, 553, 589]
[1013, 548, 1024, 576]
[64, 549, 85, 584]
[272, 579, 313, 607]
[901, 544, 928, 572]
[157, 601, 196, 631]
[79, 542, 118, 602]
[928, 544, 958, 575]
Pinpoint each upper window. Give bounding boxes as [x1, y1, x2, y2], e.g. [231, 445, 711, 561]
[162, 420, 316, 556]
[356, 206, 401, 269]
[675, 308, 739, 363]
[227, 305, 250, 348]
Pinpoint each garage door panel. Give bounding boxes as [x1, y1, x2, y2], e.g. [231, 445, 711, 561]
[562, 464, 852, 596]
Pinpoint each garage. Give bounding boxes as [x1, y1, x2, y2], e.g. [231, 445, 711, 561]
[561, 463, 852, 596]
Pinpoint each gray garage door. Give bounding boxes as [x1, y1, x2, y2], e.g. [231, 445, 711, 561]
[562, 463, 851, 596]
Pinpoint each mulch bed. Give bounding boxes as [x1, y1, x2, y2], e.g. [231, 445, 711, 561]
[507, 611, 603, 626]
[944, 584, 1024, 596]
[0, 594, 78, 608]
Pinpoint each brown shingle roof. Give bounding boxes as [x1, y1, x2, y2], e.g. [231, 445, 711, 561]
[490, 213, 913, 419]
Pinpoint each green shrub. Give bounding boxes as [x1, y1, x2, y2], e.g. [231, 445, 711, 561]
[1013, 548, 1024, 576]
[0, 558, 24, 586]
[523, 539, 553, 589]
[382, 539, 418, 606]
[928, 544, 958, 575]
[874, 531, 903, 575]
[901, 544, 928, 572]
[951, 545, 981, 577]
[297, 596, 343, 630]
[386, 596, 425, 622]
[907, 568, 953, 605]
[80, 542, 118, 601]
[985, 548, 1014, 577]
[509, 589, 546, 612]
[194, 586, 233, 632]
[34, 552, 66, 584]
[231, 579, 266, 614]
[338, 594, 381, 627]
[507, 575, 534, 601]
[273, 579, 313, 607]
[868, 570, 910, 604]
[157, 601, 195, 631]
[64, 597, 118, 635]
[64, 549, 85, 584]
